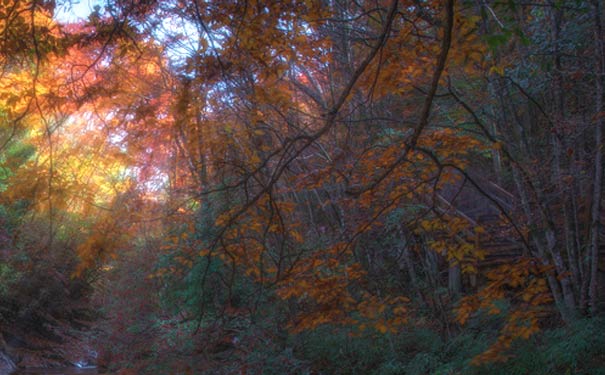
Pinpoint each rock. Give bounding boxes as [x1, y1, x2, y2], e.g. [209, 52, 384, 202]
[0, 351, 15, 375]
[0, 332, 15, 375]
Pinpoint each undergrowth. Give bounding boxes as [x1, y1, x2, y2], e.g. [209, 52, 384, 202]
[285, 317, 605, 375]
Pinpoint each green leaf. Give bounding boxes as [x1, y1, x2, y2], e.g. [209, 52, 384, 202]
[485, 34, 509, 49]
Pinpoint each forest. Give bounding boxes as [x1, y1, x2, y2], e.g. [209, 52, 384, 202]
[0, 0, 605, 374]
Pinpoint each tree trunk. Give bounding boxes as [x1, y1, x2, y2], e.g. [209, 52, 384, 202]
[512, 167, 573, 322]
[590, 0, 605, 316]
[448, 259, 461, 297]
[550, 4, 580, 309]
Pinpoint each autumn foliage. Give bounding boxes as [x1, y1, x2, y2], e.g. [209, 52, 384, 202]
[1, 0, 605, 373]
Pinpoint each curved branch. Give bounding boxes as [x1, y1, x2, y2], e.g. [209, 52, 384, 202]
[194, 0, 401, 324]
[346, 0, 455, 196]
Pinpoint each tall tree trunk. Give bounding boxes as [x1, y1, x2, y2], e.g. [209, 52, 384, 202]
[590, 0, 605, 316]
[448, 259, 462, 296]
[512, 167, 572, 322]
[550, 4, 581, 309]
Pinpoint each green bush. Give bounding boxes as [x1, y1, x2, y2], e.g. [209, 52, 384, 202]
[295, 327, 391, 374]
[0, 263, 20, 297]
[287, 318, 605, 375]
[443, 318, 605, 375]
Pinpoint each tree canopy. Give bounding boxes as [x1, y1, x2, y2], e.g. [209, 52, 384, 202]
[1, 0, 605, 373]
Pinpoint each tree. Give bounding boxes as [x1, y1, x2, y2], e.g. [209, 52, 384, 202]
[2, 0, 605, 371]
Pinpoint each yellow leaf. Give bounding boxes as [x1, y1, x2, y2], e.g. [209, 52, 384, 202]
[375, 321, 388, 334]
